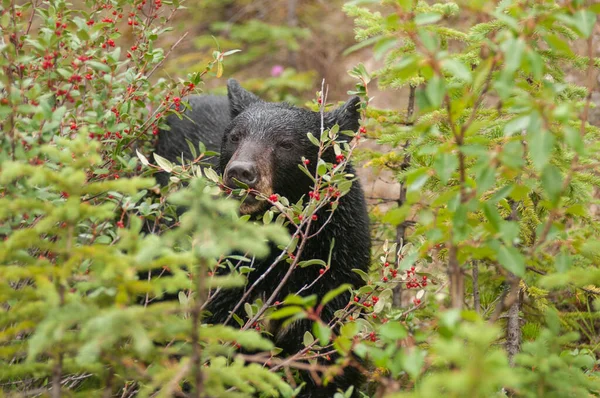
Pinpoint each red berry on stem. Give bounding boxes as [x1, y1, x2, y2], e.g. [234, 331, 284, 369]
[269, 194, 278, 202]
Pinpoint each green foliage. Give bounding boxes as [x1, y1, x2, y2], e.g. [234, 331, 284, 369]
[341, 0, 600, 396]
[0, 0, 292, 396]
[2, 0, 600, 397]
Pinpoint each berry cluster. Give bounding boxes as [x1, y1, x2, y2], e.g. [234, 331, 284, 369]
[405, 267, 427, 289]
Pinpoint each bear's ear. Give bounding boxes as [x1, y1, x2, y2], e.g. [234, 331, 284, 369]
[326, 96, 361, 133]
[227, 79, 261, 118]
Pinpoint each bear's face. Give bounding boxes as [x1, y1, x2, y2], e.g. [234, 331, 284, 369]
[220, 79, 360, 215]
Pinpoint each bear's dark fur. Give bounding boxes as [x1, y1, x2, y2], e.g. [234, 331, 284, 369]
[155, 79, 371, 397]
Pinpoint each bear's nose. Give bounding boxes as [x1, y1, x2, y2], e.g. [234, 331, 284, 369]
[226, 161, 258, 187]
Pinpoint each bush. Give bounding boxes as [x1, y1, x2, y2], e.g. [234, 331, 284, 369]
[2, 0, 600, 397]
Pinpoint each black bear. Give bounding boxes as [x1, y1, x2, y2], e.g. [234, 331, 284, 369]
[155, 79, 371, 397]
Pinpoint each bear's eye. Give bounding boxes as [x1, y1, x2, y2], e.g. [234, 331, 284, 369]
[229, 134, 240, 143]
[279, 141, 294, 150]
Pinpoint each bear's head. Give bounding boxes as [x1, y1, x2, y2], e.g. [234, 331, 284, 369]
[220, 79, 361, 215]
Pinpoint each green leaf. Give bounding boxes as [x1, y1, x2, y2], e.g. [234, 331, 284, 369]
[269, 306, 304, 320]
[503, 115, 530, 136]
[503, 37, 525, 73]
[442, 59, 472, 83]
[406, 167, 430, 192]
[493, 243, 525, 277]
[555, 251, 572, 273]
[433, 152, 458, 184]
[204, 167, 220, 183]
[153, 153, 173, 173]
[303, 331, 315, 347]
[317, 159, 328, 177]
[307, 132, 320, 147]
[401, 347, 425, 380]
[425, 75, 445, 109]
[483, 202, 502, 232]
[87, 60, 111, 73]
[379, 321, 407, 340]
[563, 126, 584, 155]
[321, 284, 351, 307]
[383, 205, 409, 226]
[222, 49, 242, 57]
[136, 149, 149, 166]
[541, 164, 563, 205]
[415, 13, 442, 25]
[313, 322, 332, 346]
[543, 34, 574, 56]
[572, 10, 597, 38]
[298, 259, 326, 268]
[527, 129, 554, 171]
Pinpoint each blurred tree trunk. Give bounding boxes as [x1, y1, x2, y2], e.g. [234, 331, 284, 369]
[287, 0, 298, 68]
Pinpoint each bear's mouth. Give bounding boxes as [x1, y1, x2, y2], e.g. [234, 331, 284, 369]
[239, 193, 268, 215]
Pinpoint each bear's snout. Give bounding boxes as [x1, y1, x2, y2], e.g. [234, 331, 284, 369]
[225, 160, 258, 188]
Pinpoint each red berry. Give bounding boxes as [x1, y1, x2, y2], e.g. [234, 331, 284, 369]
[422, 275, 427, 280]
[116, 221, 124, 228]
[335, 154, 344, 163]
[311, 214, 318, 221]
[354, 296, 359, 302]
[298, 215, 303, 221]
[410, 266, 415, 272]
[269, 194, 278, 202]
[319, 269, 325, 275]
[359, 126, 367, 134]
[317, 98, 322, 104]
[87, 19, 94, 25]
[382, 277, 388, 282]
[422, 281, 427, 287]
[384, 261, 389, 267]
[372, 296, 379, 303]
[303, 159, 310, 165]
[173, 96, 181, 103]
[70, 122, 77, 130]
[274, 301, 280, 305]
